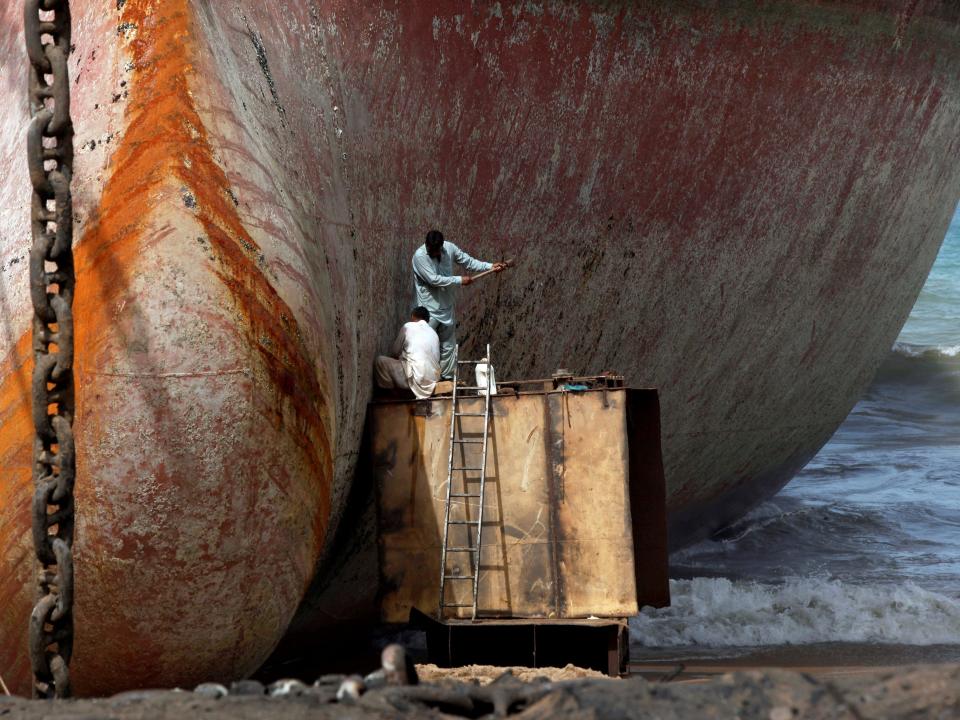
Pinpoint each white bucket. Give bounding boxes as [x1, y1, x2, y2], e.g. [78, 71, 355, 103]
[475, 360, 497, 395]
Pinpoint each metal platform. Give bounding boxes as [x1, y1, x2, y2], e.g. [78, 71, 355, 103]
[409, 608, 629, 677]
[372, 384, 669, 623]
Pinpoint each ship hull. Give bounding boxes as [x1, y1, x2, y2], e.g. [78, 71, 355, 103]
[1, 0, 959, 696]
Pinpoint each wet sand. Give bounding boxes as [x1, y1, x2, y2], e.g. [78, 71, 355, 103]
[629, 642, 960, 683]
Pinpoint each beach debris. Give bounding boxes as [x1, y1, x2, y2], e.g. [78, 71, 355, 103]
[307, 674, 343, 704]
[359, 684, 476, 714]
[354, 643, 422, 696]
[382, 643, 419, 686]
[355, 665, 553, 716]
[362, 668, 387, 690]
[178, 661, 833, 718]
[229, 679, 266, 696]
[13, 663, 960, 718]
[335, 675, 365, 702]
[108, 689, 188, 706]
[192, 682, 228, 699]
[268, 678, 308, 697]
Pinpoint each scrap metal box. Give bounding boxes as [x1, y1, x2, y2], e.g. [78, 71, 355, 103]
[370, 383, 668, 623]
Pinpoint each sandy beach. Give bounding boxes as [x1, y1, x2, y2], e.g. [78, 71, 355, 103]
[5, 661, 960, 718]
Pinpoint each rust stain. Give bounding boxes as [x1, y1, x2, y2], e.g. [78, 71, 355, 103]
[0, 332, 33, 694]
[91, 0, 334, 529]
[1, 0, 333, 693]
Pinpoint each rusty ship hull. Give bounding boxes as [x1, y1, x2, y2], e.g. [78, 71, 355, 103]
[1, 0, 959, 696]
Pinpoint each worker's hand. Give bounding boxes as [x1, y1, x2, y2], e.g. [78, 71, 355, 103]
[461, 275, 474, 286]
[493, 262, 508, 272]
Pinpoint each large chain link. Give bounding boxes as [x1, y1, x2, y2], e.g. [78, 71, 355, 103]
[24, 0, 76, 700]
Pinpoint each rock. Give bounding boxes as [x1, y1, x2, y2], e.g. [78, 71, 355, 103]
[834, 664, 960, 718]
[381, 644, 419, 687]
[229, 679, 266, 696]
[268, 678, 309, 697]
[308, 674, 345, 704]
[109, 689, 188, 705]
[193, 682, 229, 699]
[363, 669, 387, 690]
[305, 684, 338, 704]
[336, 675, 366, 703]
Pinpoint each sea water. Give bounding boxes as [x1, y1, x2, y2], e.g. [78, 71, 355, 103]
[632, 204, 960, 660]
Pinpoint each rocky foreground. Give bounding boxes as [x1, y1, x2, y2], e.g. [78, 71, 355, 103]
[3, 656, 960, 719]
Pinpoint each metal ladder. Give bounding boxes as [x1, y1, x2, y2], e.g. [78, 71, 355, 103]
[438, 343, 494, 620]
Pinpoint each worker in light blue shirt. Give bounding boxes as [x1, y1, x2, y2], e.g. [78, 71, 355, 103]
[412, 229, 506, 379]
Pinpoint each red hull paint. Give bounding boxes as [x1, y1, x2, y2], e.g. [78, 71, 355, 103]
[0, 0, 958, 695]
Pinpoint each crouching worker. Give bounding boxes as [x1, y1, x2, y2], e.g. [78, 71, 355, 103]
[374, 307, 441, 399]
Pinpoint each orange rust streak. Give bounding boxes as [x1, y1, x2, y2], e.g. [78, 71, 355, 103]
[94, 0, 333, 521]
[159, 0, 326, 519]
[0, 290, 38, 694]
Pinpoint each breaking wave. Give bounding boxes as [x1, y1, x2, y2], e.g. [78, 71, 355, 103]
[891, 341, 960, 359]
[631, 578, 960, 647]
[649, 211, 960, 657]
[865, 342, 960, 408]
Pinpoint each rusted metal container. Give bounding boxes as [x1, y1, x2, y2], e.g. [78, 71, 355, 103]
[372, 384, 668, 622]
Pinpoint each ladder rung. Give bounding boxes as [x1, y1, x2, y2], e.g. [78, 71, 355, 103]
[453, 439, 485, 444]
[452, 467, 483, 471]
[443, 575, 475, 580]
[450, 493, 481, 498]
[446, 547, 478, 552]
[448, 519, 480, 525]
[454, 413, 486, 417]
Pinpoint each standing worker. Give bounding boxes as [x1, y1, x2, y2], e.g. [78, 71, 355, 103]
[412, 229, 507, 379]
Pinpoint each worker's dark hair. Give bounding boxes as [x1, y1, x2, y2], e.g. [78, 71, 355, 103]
[411, 306, 430, 322]
[425, 230, 444, 248]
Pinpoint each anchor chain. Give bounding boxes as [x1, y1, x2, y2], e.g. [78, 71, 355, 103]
[24, 0, 76, 700]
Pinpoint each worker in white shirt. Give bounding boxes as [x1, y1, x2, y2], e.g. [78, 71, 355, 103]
[374, 306, 441, 399]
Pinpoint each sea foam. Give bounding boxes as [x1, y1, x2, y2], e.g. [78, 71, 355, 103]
[892, 341, 960, 359]
[631, 577, 960, 647]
